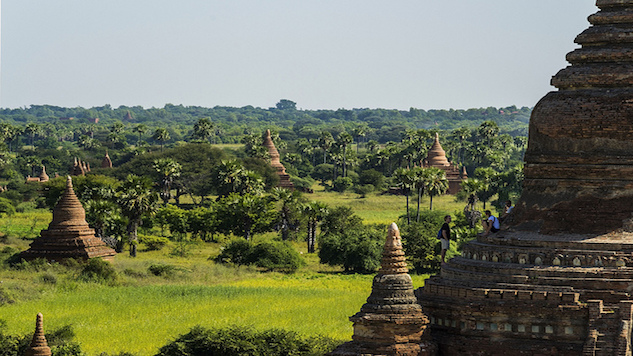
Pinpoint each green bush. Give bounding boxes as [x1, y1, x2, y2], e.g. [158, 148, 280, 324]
[215, 239, 254, 266]
[317, 206, 385, 273]
[156, 325, 339, 356]
[332, 176, 353, 192]
[9, 257, 50, 272]
[148, 263, 178, 277]
[77, 258, 118, 284]
[0, 197, 16, 217]
[215, 239, 305, 273]
[250, 241, 305, 273]
[39, 272, 58, 284]
[139, 235, 169, 251]
[319, 226, 384, 273]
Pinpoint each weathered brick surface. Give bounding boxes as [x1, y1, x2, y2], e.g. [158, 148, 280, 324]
[19, 176, 116, 262]
[415, 2, 633, 355]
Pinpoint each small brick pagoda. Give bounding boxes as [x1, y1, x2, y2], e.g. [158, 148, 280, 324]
[263, 129, 294, 189]
[101, 151, 113, 168]
[25, 313, 51, 356]
[422, 133, 466, 194]
[330, 223, 435, 356]
[418, 1, 633, 355]
[19, 176, 116, 262]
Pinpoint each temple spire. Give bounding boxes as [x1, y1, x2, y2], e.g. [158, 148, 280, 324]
[25, 313, 51, 356]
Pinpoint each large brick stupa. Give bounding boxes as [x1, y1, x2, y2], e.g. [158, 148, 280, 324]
[19, 176, 116, 262]
[418, 1, 633, 355]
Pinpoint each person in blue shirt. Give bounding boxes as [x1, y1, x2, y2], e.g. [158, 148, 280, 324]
[482, 210, 500, 236]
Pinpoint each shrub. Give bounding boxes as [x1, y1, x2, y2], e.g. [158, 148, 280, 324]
[0, 198, 16, 216]
[332, 176, 353, 192]
[0, 246, 19, 255]
[353, 184, 374, 197]
[215, 239, 253, 266]
[77, 258, 117, 284]
[148, 263, 178, 277]
[319, 226, 384, 273]
[317, 206, 385, 273]
[250, 241, 305, 273]
[39, 272, 58, 284]
[215, 239, 305, 273]
[156, 325, 339, 356]
[139, 235, 169, 251]
[9, 257, 50, 272]
[358, 169, 385, 190]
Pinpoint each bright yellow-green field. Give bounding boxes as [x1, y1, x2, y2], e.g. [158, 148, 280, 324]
[309, 185, 469, 224]
[0, 187, 475, 355]
[1, 245, 429, 355]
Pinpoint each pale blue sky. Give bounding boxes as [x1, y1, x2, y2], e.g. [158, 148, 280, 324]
[2, 1, 597, 110]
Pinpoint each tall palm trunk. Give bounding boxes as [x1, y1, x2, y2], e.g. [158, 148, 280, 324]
[416, 187, 422, 222]
[405, 195, 410, 225]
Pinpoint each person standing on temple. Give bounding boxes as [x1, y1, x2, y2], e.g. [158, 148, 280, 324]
[440, 215, 452, 265]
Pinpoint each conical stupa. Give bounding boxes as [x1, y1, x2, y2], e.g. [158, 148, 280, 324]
[419, 2, 633, 355]
[101, 151, 113, 168]
[329, 223, 435, 355]
[263, 129, 294, 189]
[38, 166, 49, 182]
[25, 313, 51, 356]
[422, 134, 465, 194]
[19, 176, 116, 261]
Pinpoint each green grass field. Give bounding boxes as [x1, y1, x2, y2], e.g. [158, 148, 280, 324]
[1, 248, 429, 355]
[309, 185, 471, 224]
[0, 187, 473, 355]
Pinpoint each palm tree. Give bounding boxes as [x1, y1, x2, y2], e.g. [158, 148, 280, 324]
[393, 168, 415, 225]
[272, 187, 304, 240]
[303, 201, 328, 253]
[192, 118, 215, 143]
[423, 167, 449, 210]
[109, 122, 125, 135]
[117, 175, 159, 257]
[473, 167, 496, 209]
[153, 158, 182, 205]
[24, 123, 41, 146]
[133, 124, 147, 145]
[411, 167, 427, 221]
[152, 128, 170, 151]
[336, 132, 353, 177]
[461, 178, 485, 210]
[352, 125, 369, 154]
[318, 131, 334, 164]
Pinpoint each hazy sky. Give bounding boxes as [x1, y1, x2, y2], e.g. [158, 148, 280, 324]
[2, 1, 598, 110]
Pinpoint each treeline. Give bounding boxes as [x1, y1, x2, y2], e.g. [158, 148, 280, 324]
[0, 100, 530, 145]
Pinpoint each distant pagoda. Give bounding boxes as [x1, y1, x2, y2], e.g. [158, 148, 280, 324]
[422, 133, 466, 194]
[19, 176, 116, 261]
[101, 151, 113, 168]
[263, 129, 294, 189]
